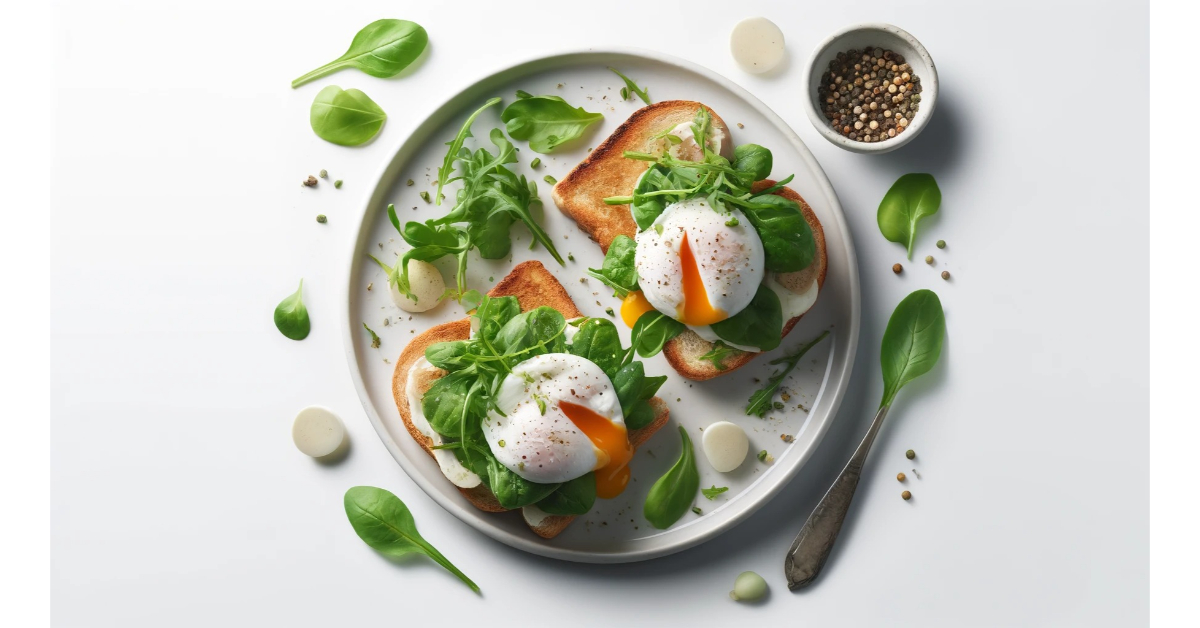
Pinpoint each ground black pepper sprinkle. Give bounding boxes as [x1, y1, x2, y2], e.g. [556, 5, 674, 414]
[817, 47, 922, 144]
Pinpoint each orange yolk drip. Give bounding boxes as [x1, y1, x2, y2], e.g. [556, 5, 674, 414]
[559, 401, 634, 499]
[679, 231, 727, 326]
[620, 290, 655, 328]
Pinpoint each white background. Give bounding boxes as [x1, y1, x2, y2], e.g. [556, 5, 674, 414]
[33, 0, 1153, 626]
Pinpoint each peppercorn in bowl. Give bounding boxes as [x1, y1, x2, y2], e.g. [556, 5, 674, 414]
[801, 23, 938, 154]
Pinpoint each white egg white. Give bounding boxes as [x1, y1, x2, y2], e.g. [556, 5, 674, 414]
[634, 198, 765, 323]
[484, 353, 623, 484]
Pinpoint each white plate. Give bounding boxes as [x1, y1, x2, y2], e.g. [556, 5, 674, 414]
[342, 49, 861, 563]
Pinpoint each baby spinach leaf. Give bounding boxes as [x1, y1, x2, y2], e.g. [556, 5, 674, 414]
[609, 67, 652, 104]
[485, 456, 561, 509]
[710, 285, 784, 352]
[436, 97, 502, 205]
[535, 473, 597, 516]
[732, 144, 773, 181]
[494, 307, 567, 357]
[880, 289, 945, 407]
[309, 85, 387, 146]
[701, 485, 729, 500]
[425, 340, 476, 371]
[501, 95, 603, 154]
[587, 235, 640, 298]
[629, 164, 680, 230]
[629, 310, 686, 359]
[643, 426, 699, 529]
[343, 486, 479, 593]
[567, 318, 624, 377]
[273, 280, 311, 340]
[736, 194, 815, 272]
[472, 295, 521, 343]
[292, 20, 428, 88]
[745, 330, 829, 418]
[612, 362, 667, 418]
[423, 370, 479, 438]
[877, 173, 941, 259]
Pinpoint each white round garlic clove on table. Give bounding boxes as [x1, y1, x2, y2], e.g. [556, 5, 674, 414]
[730, 17, 786, 74]
[292, 406, 346, 458]
[702, 421, 750, 472]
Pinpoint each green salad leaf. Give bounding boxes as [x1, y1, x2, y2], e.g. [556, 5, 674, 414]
[698, 341, 740, 371]
[877, 173, 941, 259]
[746, 330, 830, 418]
[629, 310, 686, 359]
[732, 144, 773, 181]
[343, 486, 479, 593]
[536, 473, 597, 516]
[644, 426, 699, 529]
[436, 97, 501, 205]
[309, 85, 387, 146]
[880, 290, 945, 407]
[709, 284, 784, 352]
[273, 280, 311, 340]
[609, 67, 652, 105]
[292, 19, 428, 88]
[413, 299, 667, 518]
[735, 193, 816, 272]
[587, 235, 640, 298]
[501, 95, 603, 153]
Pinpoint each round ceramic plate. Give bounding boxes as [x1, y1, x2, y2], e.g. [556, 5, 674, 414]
[343, 49, 860, 563]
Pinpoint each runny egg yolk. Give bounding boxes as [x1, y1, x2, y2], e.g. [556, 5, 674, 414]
[679, 231, 728, 326]
[620, 290, 655, 327]
[559, 401, 634, 499]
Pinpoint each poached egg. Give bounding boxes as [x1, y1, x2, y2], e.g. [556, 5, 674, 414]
[483, 353, 633, 499]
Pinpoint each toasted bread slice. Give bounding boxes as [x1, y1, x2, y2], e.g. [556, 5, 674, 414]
[391, 260, 671, 539]
[552, 100, 732, 254]
[551, 102, 829, 381]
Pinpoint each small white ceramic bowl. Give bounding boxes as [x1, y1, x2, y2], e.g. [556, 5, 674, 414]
[802, 23, 938, 154]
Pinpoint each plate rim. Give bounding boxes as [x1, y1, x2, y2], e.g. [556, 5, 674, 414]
[341, 46, 862, 563]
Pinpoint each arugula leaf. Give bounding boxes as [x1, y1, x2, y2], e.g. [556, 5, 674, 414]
[701, 485, 729, 500]
[292, 20, 428, 88]
[877, 173, 941, 259]
[501, 95, 603, 153]
[880, 290, 945, 407]
[609, 67, 652, 104]
[273, 280, 311, 341]
[587, 235, 640, 298]
[746, 331, 830, 418]
[309, 86, 387, 146]
[363, 323, 381, 348]
[436, 97, 501, 205]
[710, 284, 784, 352]
[698, 341, 739, 371]
[535, 473, 597, 515]
[343, 486, 478, 593]
[629, 310, 686, 359]
[643, 427, 699, 529]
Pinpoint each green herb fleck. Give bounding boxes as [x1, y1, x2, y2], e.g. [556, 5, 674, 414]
[319, 169, 328, 179]
[691, 506, 702, 515]
[316, 214, 327, 223]
[362, 323, 380, 348]
[698, 341, 738, 371]
[746, 331, 830, 418]
[609, 67, 651, 104]
[701, 485, 729, 500]
[605, 307, 615, 317]
[419, 191, 431, 203]
[406, 179, 414, 186]
[725, 216, 739, 227]
[334, 179, 343, 189]
[515, 89, 533, 99]
[530, 158, 541, 168]
[568, 253, 575, 261]
[544, 175, 557, 185]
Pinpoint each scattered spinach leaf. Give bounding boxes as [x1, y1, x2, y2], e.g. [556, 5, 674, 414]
[611, 361, 667, 429]
[309, 85, 387, 146]
[877, 173, 941, 259]
[343, 486, 479, 593]
[501, 95, 603, 154]
[643, 426, 699, 529]
[746, 330, 830, 418]
[292, 19, 428, 88]
[609, 67, 651, 104]
[880, 290, 945, 407]
[732, 144, 772, 181]
[701, 485, 729, 500]
[629, 310, 686, 360]
[273, 280, 311, 340]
